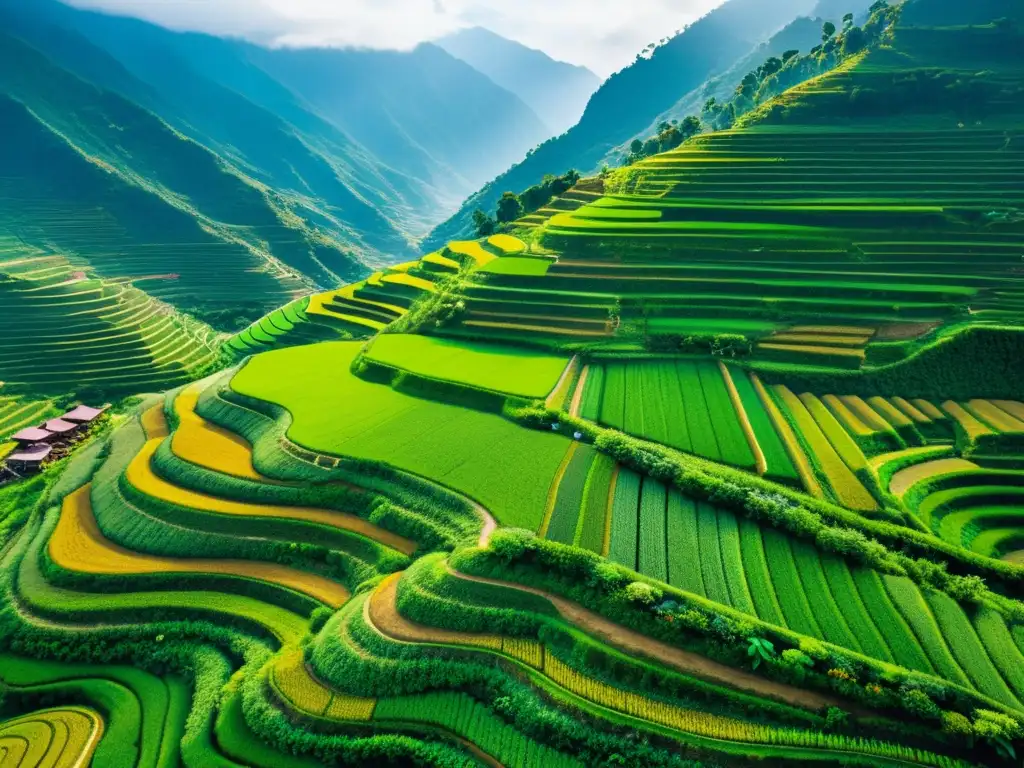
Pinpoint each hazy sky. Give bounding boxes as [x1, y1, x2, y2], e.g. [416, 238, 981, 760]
[63, 0, 727, 76]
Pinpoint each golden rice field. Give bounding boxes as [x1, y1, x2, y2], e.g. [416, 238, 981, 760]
[130, 407, 417, 555]
[170, 383, 264, 481]
[0, 707, 104, 768]
[50, 486, 351, 607]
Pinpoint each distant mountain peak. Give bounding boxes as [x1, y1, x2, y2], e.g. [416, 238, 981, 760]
[435, 26, 601, 136]
[439, 26, 596, 75]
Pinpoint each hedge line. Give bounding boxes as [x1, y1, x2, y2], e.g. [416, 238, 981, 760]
[396, 553, 829, 731]
[311, 592, 726, 768]
[453, 531, 1021, 760]
[511, 401, 1024, 600]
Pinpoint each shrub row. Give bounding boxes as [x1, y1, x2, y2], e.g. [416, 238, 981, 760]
[311, 593, 728, 768]
[396, 554, 830, 731]
[510, 401, 1024, 599]
[455, 529, 1022, 760]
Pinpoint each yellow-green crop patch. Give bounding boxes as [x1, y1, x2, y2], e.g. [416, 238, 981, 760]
[231, 341, 569, 529]
[486, 234, 527, 254]
[365, 334, 569, 399]
[478, 257, 553, 277]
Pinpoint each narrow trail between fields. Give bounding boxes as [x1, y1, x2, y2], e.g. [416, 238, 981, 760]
[463, 502, 845, 713]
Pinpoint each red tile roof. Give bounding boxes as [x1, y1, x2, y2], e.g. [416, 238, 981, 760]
[44, 418, 78, 434]
[8, 444, 52, 462]
[12, 427, 52, 443]
[62, 405, 105, 423]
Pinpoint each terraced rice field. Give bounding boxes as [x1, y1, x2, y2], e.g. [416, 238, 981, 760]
[597, 470, 1024, 710]
[225, 295, 361, 357]
[3, 7, 1024, 768]
[0, 252, 219, 394]
[580, 360, 757, 470]
[0, 706, 103, 767]
[772, 386, 878, 512]
[51, 485, 351, 607]
[0, 396, 61, 442]
[901, 464, 1024, 560]
[441, 27, 1024, 350]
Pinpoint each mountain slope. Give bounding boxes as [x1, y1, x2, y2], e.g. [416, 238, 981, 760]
[1, 0, 554, 249]
[0, 0, 422, 259]
[437, 0, 1024, 365]
[0, 29, 346, 326]
[603, 14, 831, 168]
[243, 42, 551, 202]
[436, 26, 601, 135]
[423, 0, 818, 249]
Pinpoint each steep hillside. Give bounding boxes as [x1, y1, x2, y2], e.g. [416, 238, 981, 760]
[435, 2, 1024, 379]
[0, 30, 329, 327]
[423, 0, 819, 248]
[52, 1, 549, 218]
[605, 14, 831, 168]
[244, 42, 550, 200]
[0, 0, 420, 262]
[0, 0, 554, 254]
[437, 27, 601, 135]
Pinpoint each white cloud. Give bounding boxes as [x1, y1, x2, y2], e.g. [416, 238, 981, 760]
[63, 0, 727, 76]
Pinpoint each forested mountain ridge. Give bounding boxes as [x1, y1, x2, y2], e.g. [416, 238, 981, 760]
[422, 0, 820, 249]
[0, 0, 553, 306]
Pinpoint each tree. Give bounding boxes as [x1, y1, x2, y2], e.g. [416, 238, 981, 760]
[869, 0, 888, 13]
[680, 115, 702, 140]
[629, 139, 643, 156]
[472, 209, 496, 237]
[843, 12, 855, 29]
[782, 49, 800, 63]
[822, 21, 837, 41]
[495, 192, 524, 224]
[759, 56, 783, 78]
[842, 26, 867, 55]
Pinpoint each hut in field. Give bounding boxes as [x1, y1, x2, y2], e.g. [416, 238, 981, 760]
[6, 444, 52, 473]
[62, 405, 106, 425]
[11, 427, 53, 445]
[44, 418, 79, 438]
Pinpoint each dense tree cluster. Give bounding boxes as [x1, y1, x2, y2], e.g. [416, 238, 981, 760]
[473, 169, 582, 236]
[621, 3, 898, 163]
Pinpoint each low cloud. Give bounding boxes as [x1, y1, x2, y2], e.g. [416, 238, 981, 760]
[64, 0, 725, 76]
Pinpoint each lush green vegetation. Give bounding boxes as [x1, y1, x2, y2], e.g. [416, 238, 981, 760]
[231, 341, 570, 530]
[3, 1, 1024, 766]
[365, 334, 569, 399]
